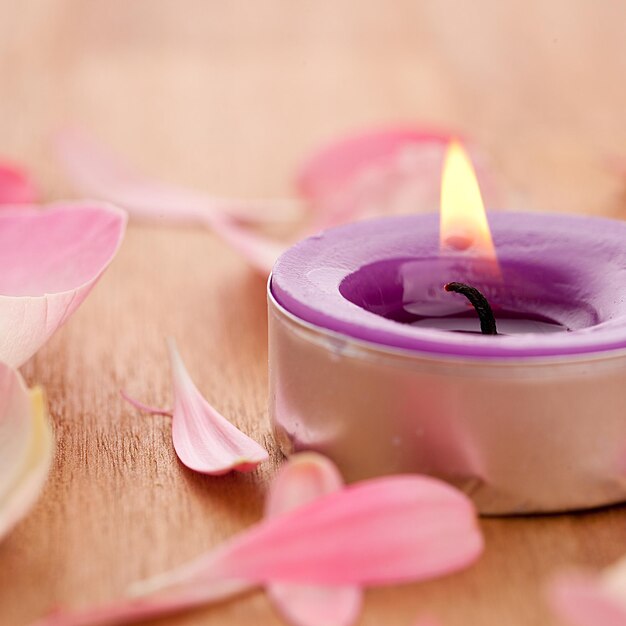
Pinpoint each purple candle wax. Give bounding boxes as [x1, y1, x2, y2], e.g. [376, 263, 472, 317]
[271, 212, 626, 359]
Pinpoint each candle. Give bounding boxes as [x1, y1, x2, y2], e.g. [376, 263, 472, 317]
[268, 142, 626, 515]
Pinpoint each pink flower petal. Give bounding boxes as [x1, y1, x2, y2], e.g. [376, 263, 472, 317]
[265, 453, 345, 517]
[55, 126, 504, 276]
[56, 129, 296, 274]
[120, 389, 172, 416]
[31, 580, 251, 626]
[0, 367, 53, 543]
[215, 474, 483, 586]
[549, 566, 626, 626]
[32, 473, 481, 626]
[296, 126, 503, 228]
[32, 454, 347, 626]
[265, 453, 362, 626]
[167, 339, 269, 475]
[296, 125, 452, 200]
[135, 474, 483, 595]
[56, 128, 303, 225]
[0, 203, 126, 367]
[206, 213, 287, 274]
[0, 160, 38, 204]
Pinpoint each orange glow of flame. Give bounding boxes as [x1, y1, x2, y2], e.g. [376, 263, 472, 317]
[440, 141, 498, 268]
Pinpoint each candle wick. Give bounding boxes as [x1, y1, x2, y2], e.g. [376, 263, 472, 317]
[444, 282, 498, 335]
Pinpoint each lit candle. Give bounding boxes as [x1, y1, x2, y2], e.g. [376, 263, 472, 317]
[268, 142, 626, 514]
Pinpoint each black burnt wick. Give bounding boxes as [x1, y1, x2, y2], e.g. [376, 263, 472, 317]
[444, 282, 498, 335]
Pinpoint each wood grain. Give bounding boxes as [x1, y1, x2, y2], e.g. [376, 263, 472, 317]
[0, 2, 625, 625]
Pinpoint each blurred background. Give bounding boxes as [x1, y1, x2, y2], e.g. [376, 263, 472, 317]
[2, 0, 626, 216]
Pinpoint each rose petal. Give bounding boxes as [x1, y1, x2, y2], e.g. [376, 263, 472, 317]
[548, 560, 626, 626]
[0, 160, 38, 204]
[0, 366, 53, 542]
[56, 128, 304, 225]
[0, 202, 126, 367]
[413, 618, 445, 626]
[167, 339, 269, 475]
[265, 453, 362, 626]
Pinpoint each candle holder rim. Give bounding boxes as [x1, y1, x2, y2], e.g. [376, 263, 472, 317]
[271, 211, 626, 359]
[268, 280, 626, 367]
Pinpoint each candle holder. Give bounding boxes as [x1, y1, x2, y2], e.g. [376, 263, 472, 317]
[268, 212, 626, 515]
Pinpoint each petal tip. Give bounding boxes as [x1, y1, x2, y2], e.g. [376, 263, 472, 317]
[167, 340, 269, 476]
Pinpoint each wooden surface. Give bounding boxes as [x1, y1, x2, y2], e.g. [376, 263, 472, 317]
[1, 2, 626, 625]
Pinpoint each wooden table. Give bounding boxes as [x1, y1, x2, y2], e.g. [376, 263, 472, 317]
[1, 2, 626, 625]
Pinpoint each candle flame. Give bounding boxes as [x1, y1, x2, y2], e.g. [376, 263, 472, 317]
[440, 141, 498, 267]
